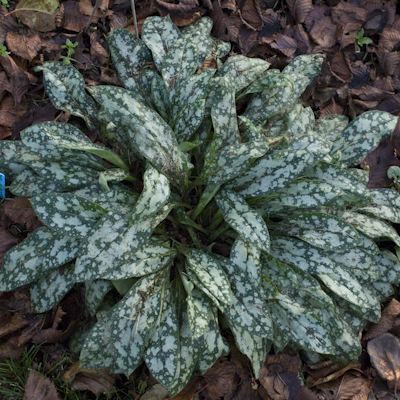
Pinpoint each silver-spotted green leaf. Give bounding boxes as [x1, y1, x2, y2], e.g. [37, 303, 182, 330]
[238, 71, 294, 99]
[191, 183, 221, 220]
[161, 37, 198, 103]
[198, 141, 269, 186]
[229, 323, 270, 378]
[238, 116, 264, 142]
[341, 211, 400, 247]
[281, 213, 363, 252]
[172, 98, 205, 143]
[99, 240, 177, 280]
[0, 227, 80, 291]
[129, 164, 170, 225]
[80, 272, 166, 375]
[358, 189, 400, 223]
[226, 149, 317, 199]
[88, 85, 190, 188]
[9, 168, 68, 197]
[306, 161, 373, 205]
[92, 189, 139, 210]
[215, 190, 270, 252]
[277, 294, 334, 354]
[74, 207, 172, 281]
[314, 114, 348, 143]
[185, 250, 232, 306]
[282, 54, 324, 80]
[109, 271, 167, 375]
[144, 292, 179, 389]
[211, 76, 241, 148]
[270, 236, 380, 312]
[30, 265, 76, 313]
[278, 104, 315, 143]
[0, 141, 29, 179]
[85, 279, 114, 316]
[108, 27, 152, 92]
[180, 17, 213, 68]
[141, 16, 182, 71]
[371, 281, 394, 300]
[170, 69, 215, 124]
[31, 193, 107, 238]
[187, 288, 213, 339]
[73, 182, 109, 200]
[35, 62, 98, 129]
[217, 55, 270, 93]
[374, 250, 400, 284]
[330, 111, 398, 167]
[197, 306, 230, 374]
[151, 72, 170, 121]
[255, 179, 347, 215]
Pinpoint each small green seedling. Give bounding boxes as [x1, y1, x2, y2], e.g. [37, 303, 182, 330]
[355, 29, 373, 51]
[60, 39, 79, 65]
[0, 43, 10, 57]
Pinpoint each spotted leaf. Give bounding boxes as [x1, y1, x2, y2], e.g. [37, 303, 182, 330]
[374, 250, 400, 284]
[141, 16, 181, 72]
[281, 212, 363, 252]
[83, 279, 113, 316]
[198, 140, 269, 186]
[215, 190, 270, 252]
[88, 85, 190, 188]
[92, 189, 139, 211]
[330, 111, 398, 167]
[187, 288, 213, 339]
[108, 27, 152, 92]
[161, 37, 198, 103]
[35, 62, 98, 129]
[282, 54, 324, 80]
[0, 227, 80, 291]
[129, 164, 170, 225]
[357, 189, 400, 223]
[185, 250, 232, 307]
[314, 114, 348, 143]
[151, 72, 170, 121]
[31, 193, 107, 238]
[30, 264, 76, 313]
[217, 55, 270, 93]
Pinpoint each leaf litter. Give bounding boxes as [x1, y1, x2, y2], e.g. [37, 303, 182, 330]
[1, 0, 400, 398]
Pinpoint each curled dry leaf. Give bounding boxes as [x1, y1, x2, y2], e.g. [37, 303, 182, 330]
[15, 0, 59, 32]
[79, 0, 102, 19]
[379, 28, 400, 52]
[241, 0, 263, 30]
[260, 33, 298, 57]
[0, 313, 29, 340]
[154, 0, 200, 27]
[202, 358, 237, 400]
[337, 22, 362, 50]
[0, 95, 29, 127]
[310, 363, 362, 388]
[367, 333, 400, 384]
[364, 299, 400, 341]
[376, 51, 400, 77]
[63, 362, 116, 397]
[309, 16, 337, 49]
[23, 371, 61, 400]
[0, 5, 19, 43]
[5, 32, 41, 62]
[286, 0, 313, 24]
[331, 1, 368, 25]
[0, 228, 18, 265]
[318, 374, 369, 400]
[62, 1, 91, 32]
[210, 0, 241, 42]
[3, 197, 42, 231]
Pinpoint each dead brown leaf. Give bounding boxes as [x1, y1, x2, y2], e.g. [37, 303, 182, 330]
[202, 357, 237, 400]
[241, 0, 263, 30]
[154, 0, 200, 27]
[89, 31, 108, 65]
[0, 5, 19, 43]
[293, 387, 319, 400]
[260, 33, 297, 57]
[0, 95, 30, 127]
[379, 28, 400, 52]
[286, 0, 313, 24]
[331, 1, 368, 25]
[259, 367, 290, 400]
[376, 51, 400, 77]
[0, 55, 31, 104]
[310, 363, 361, 387]
[367, 333, 400, 384]
[337, 22, 362, 50]
[170, 379, 197, 400]
[5, 32, 42, 61]
[0, 126, 11, 139]
[265, 354, 299, 375]
[0, 227, 17, 265]
[3, 197, 42, 231]
[63, 362, 116, 397]
[23, 371, 61, 400]
[319, 374, 369, 400]
[293, 24, 314, 54]
[210, 0, 241, 43]
[62, 1, 91, 32]
[309, 15, 337, 49]
[0, 313, 28, 340]
[79, 0, 102, 18]
[364, 8, 388, 33]
[109, 11, 128, 30]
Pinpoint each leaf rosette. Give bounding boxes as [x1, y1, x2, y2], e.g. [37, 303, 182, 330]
[1, 15, 400, 396]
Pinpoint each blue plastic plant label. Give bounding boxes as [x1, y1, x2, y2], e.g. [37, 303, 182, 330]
[0, 173, 5, 198]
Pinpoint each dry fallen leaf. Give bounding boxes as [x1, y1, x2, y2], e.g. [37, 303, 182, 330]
[0, 313, 29, 340]
[5, 32, 42, 61]
[15, 0, 59, 32]
[0, 227, 17, 265]
[367, 333, 400, 384]
[3, 197, 42, 231]
[364, 299, 400, 341]
[23, 371, 61, 400]
[286, 0, 313, 24]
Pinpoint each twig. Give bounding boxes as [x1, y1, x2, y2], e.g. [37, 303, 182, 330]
[84, 0, 102, 32]
[131, 0, 138, 38]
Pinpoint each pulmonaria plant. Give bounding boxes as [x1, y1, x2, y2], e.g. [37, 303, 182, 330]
[1, 16, 400, 395]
